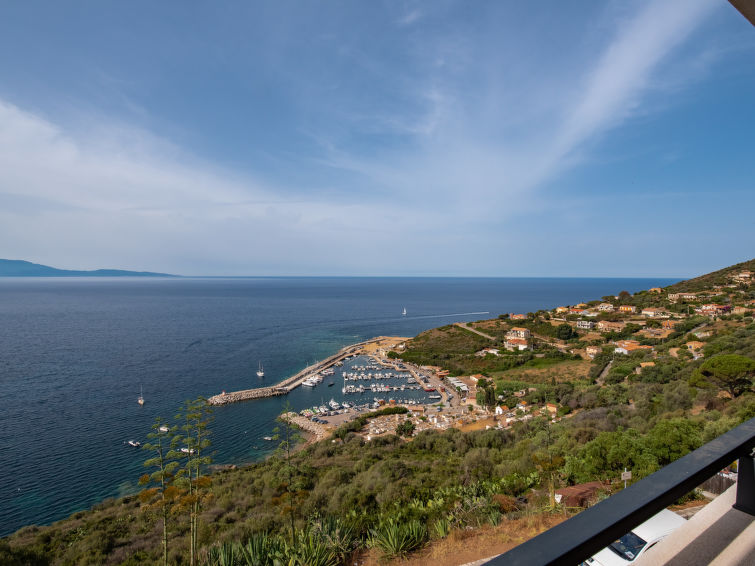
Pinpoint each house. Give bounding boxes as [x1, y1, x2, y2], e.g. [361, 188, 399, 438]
[686, 341, 705, 351]
[576, 320, 595, 330]
[662, 320, 680, 329]
[555, 306, 569, 314]
[507, 327, 531, 339]
[585, 345, 601, 359]
[516, 400, 529, 412]
[619, 305, 637, 313]
[614, 340, 653, 355]
[509, 313, 527, 320]
[649, 287, 663, 294]
[575, 303, 588, 308]
[505, 337, 529, 351]
[476, 347, 500, 357]
[732, 306, 749, 315]
[642, 307, 668, 318]
[695, 304, 731, 316]
[731, 271, 752, 283]
[545, 403, 558, 415]
[597, 320, 626, 333]
[569, 307, 588, 315]
[495, 405, 510, 415]
[597, 303, 615, 312]
[668, 292, 697, 302]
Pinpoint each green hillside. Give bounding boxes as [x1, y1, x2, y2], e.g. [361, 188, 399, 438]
[668, 258, 755, 292]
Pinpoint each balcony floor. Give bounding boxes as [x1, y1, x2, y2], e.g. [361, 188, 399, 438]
[636, 485, 755, 566]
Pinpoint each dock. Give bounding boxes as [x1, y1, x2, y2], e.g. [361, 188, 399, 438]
[207, 337, 400, 406]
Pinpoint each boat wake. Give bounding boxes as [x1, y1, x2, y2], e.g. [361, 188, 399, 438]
[408, 311, 490, 320]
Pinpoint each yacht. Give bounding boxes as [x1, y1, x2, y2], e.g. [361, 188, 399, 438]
[402, 307, 407, 316]
[137, 385, 144, 406]
[127, 440, 141, 447]
[256, 362, 264, 378]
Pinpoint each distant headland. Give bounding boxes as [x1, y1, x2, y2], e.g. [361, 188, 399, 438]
[0, 259, 176, 277]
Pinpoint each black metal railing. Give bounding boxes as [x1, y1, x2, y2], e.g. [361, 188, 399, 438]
[484, 416, 755, 566]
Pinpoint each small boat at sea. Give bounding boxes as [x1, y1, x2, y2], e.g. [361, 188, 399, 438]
[263, 436, 273, 441]
[402, 307, 407, 316]
[328, 381, 334, 387]
[127, 440, 141, 447]
[180, 447, 196, 454]
[256, 362, 264, 378]
[137, 385, 144, 406]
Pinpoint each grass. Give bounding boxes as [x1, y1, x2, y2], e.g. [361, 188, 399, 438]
[493, 360, 591, 383]
[358, 512, 569, 566]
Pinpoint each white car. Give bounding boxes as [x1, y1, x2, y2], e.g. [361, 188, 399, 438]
[581, 508, 686, 565]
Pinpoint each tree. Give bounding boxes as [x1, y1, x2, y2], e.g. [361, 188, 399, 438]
[396, 420, 415, 437]
[699, 354, 755, 397]
[275, 402, 303, 545]
[139, 418, 180, 566]
[556, 323, 575, 341]
[475, 378, 496, 408]
[174, 398, 213, 566]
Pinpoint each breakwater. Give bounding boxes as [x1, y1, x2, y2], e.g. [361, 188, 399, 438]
[207, 337, 382, 406]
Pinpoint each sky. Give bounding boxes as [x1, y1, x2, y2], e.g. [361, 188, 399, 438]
[0, 0, 753, 277]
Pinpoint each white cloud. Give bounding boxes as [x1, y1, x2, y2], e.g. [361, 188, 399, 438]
[0, 0, 728, 276]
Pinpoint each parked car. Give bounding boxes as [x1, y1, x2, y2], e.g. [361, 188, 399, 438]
[581, 508, 685, 565]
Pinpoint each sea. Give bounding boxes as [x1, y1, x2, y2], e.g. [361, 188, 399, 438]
[0, 276, 678, 537]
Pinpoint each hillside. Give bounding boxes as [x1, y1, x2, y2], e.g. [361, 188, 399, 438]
[1, 258, 754, 566]
[668, 258, 755, 292]
[0, 259, 175, 278]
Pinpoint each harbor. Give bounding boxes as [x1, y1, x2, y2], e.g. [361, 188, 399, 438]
[207, 336, 409, 406]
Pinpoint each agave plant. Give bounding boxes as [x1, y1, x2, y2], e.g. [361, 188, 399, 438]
[239, 534, 286, 566]
[432, 516, 451, 539]
[369, 519, 427, 558]
[311, 515, 358, 560]
[203, 542, 242, 566]
[292, 531, 339, 566]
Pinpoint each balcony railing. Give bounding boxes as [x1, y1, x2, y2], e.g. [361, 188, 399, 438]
[484, 416, 755, 566]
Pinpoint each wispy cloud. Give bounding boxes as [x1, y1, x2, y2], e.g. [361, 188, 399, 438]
[397, 9, 422, 27]
[0, 0, 742, 276]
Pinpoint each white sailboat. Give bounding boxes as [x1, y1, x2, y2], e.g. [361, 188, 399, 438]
[256, 361, 264, 378]
[138, 385, 144, 406]
[402, 307, 407, 316]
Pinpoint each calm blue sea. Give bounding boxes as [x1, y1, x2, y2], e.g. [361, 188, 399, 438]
[0, 276, 678, 536]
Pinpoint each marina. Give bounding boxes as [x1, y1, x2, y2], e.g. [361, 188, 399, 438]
[207, 337, 407, 406]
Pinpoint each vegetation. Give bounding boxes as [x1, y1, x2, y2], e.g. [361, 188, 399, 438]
[2, 260, 755, 565]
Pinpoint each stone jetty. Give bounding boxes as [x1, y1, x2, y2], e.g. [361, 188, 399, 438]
[279, 412, 329, 441]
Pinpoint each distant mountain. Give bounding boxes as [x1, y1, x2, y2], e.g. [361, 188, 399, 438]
[0, 259, 176, 277]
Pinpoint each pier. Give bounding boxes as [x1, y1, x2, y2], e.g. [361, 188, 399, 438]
[207, 337, 397, 406]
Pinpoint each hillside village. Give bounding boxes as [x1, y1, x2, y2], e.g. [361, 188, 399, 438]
[369, 261, 754, 439]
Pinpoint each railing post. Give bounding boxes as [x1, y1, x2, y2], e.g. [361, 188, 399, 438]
[733, 452, 755, 516]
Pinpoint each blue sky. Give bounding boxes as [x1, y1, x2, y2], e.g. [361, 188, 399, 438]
[0, 0, 753, 276]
